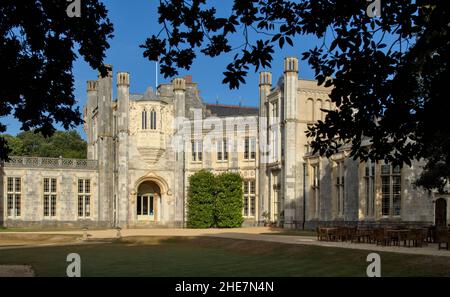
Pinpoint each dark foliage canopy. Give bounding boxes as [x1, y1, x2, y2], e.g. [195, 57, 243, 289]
[143, 0, 450, 192]
[3, 130, 87, 159]
[0, 0, 113, 160]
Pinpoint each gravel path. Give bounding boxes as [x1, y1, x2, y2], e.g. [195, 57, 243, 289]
[2, 227, 449, 257]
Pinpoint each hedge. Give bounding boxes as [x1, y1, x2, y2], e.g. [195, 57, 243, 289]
[186, 170, 244, 228]
[186, 170, 216, 228]
[214, 172, 244, 228]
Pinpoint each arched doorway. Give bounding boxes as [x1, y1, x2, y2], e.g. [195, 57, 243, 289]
[137, 181, 161, 222]
[435, 198, 447, 227]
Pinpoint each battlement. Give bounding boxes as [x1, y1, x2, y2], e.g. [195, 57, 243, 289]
[117, 72, 130, 87]
[172, 78, 186, 92]
[87, 80, 98, 92]
[259, 72, 272, 86]
[284, 57, 298, 73]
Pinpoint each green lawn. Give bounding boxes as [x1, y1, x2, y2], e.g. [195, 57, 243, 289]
[1, 236, 449, 277]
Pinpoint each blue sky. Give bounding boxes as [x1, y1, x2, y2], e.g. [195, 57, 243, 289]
[4, 0, 321, 138]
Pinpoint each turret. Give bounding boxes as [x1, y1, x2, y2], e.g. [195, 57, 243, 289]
[284, 57, 299, 120]
[282, 57, 299, 229]
[86, 80, 98, 159]
[96, 64, 114, 227]
[117, 72, 130, 132]
[173, 78, 186, 118]
[116, 71, 130, 227]
[259, 72, 272, 117]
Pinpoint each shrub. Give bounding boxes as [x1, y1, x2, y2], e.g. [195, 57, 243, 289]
[214, 172, 244, 228]
[186, 170, 216, 228]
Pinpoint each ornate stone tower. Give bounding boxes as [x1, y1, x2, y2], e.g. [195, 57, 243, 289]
[86, 80, 98, 160]
[283, 57, 300, 228]
[172, 78, 186, 226]
[259, 71, 272, 223]
[97, 65, 114, 227]
[116, 72, 130, 227]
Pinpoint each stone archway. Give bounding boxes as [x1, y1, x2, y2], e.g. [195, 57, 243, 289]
[136, 181, 161, 222]
[435, 198, 447, 227]
[133, 174, 170, 224]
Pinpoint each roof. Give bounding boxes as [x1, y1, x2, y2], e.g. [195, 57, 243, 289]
[131, 87, 158, 101]
[206, 104, 259, 117]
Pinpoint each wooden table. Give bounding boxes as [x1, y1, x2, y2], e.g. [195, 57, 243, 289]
[320, 228, 338, 241]
[386, 229, 409, 246]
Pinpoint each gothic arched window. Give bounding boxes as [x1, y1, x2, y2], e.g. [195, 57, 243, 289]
[150, 109, 157, 130]
[142, 109, 148, 130]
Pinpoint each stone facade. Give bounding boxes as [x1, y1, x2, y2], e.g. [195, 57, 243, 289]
[1, 58, 448, 229]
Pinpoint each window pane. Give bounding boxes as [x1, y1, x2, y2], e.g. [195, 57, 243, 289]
[7, 177, 13, 192]
[44, 178, 50, 193]
[137, 195, 142, 215]
[244, 196, 249, 216]
[7, 194, 13, 216]
[44, 195, 49, 216]
[381, 176, 390, 216]
[78, 180, 83, 193]
[15, 194, 21, 216]
[382, 196, 390, 216]
[244, 138, 249, 159]
[250, 197, 256, 216]
[365, 178, 370, 215]
[251, 138, 256, 159]
[381, 165, 390, 175]
[51, 178, 57, 193]
[143, 196, 148, 215]
[51, 195, 57, 217]
[85, 196, 90, 217]
[15, 178, 21, 192]
[250, 181, 256, 194]
[393, 194, 401, 216]
[392, 176, 401, 215]
[217, 141, 221, 160]
[85, 180, 90, 194]
[150, 196, 154, 215]
[223, 140, 228, 160]
[78, 196, 84, 216]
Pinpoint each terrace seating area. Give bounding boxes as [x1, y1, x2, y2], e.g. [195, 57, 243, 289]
[316, 226, 450, 250]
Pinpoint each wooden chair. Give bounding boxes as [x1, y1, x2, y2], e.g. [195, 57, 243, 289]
[316, 227, 327, 241]
[350, 227, 366, 243]
[406, 229, 424, 247]
[336, 227, 347, 241]
[346, 227, 357, 242]
[426, 226, 435, 243]
[374, 228, 390, 246]
[436, 228, 449, 250]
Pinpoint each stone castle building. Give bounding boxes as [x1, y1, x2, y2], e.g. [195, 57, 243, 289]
[1, 57, 448, 228]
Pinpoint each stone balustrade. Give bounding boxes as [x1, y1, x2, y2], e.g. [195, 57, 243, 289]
[2, 156, 98, 170]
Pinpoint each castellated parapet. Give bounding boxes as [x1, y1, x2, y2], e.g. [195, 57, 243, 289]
[259, 72, 272, 86]
[172, 78, 186, 92]
[284, 57, 299, 73]
[87, 80, 98, 92]
[117, 72, 130, 87]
